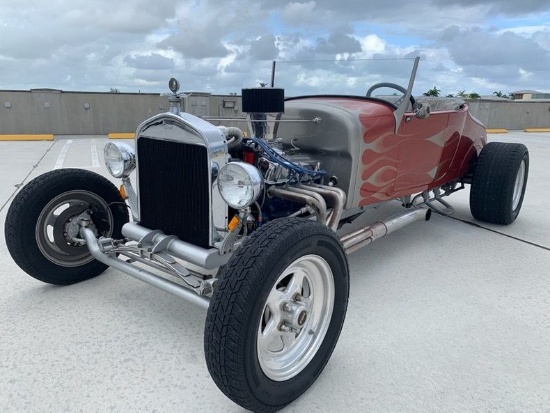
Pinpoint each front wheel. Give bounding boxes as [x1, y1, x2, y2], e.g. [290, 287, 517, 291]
[470, 142, 529, 225]
[204, 218, 349, 412]
[4, 168, 129, 285]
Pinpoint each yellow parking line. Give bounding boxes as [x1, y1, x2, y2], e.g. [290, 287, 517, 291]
[0, 134, 54, 141]
[486, 129, 508, 134]
[108, 133, 135, 139]
[524, 128, 550, 133]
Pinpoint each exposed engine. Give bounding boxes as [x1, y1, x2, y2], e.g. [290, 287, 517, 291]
[224, 132, 325, 226]
[227, 86, 325, 184]
[229, 137, 323, 184]
[215, 86, 346, 234]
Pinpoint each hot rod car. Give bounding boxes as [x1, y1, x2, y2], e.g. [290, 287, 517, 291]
[4, 58, 529, 412]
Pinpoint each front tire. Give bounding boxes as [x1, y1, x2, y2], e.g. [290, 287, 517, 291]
[4, 169, 129, 285]
[204, 218, 349, 412]
[470, 142, 529, 225]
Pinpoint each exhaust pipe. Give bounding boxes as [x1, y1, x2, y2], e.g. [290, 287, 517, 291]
[341, 208, 431, 254]
[268, 186, 328, 225]
[300, 184, 346, 231]
[270, 184, 346, 231]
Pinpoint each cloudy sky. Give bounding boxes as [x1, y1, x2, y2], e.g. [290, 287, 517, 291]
[1, 0, 549, 96]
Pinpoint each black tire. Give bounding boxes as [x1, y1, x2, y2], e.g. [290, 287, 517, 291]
[470, 142, 529, 225]
[204, 217, 349, 412]
[4, 168, 129, 285]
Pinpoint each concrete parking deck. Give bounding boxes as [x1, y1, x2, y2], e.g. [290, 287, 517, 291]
[0, 132, 549, 412]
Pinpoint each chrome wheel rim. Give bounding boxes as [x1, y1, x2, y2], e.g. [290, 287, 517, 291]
[36, 190, 113, 267]
[512, 159, 526, 211]
[257, 254, 335, 381]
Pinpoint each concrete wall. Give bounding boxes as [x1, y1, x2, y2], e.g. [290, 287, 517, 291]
[467, 99, 550, 129]
[184, 94, 244, 128]
[0, 90, 172, 135]
[1, 89, 549, 134]
[0, 90, 247, 135]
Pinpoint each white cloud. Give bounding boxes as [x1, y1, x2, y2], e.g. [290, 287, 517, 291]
[519, 68, 534, 80]
[358, 35, 386, 56]
[0, 0, 550, 95]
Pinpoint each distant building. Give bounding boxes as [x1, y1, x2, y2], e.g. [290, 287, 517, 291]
[511, 90, 550, 100]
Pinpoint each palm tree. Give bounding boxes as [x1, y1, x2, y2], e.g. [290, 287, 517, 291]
[493, 90, 509, 99]
[423, 86, 441, 97]
[457, 90, 468, 98]
[469, 92, 481, 99]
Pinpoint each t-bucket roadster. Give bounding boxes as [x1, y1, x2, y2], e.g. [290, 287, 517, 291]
[4, 58, 529, 412]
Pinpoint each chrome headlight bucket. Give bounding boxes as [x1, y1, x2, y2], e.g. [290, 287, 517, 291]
[104, 142, 136, 178]
[218, 162, 263, 209]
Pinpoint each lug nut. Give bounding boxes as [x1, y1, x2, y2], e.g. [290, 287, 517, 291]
[278, 323, 290, 332]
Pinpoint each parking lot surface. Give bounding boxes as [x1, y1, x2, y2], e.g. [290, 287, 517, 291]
[0, 132, 549, 412]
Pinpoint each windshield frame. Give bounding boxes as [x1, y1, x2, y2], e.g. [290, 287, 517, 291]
[270, 56, 420, 133]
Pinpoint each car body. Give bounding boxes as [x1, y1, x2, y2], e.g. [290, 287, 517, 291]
[279, 95, 485, 208]
[4, 57, 529, 412]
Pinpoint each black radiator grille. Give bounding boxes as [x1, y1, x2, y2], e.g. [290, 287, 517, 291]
[137, 137, 210, 248]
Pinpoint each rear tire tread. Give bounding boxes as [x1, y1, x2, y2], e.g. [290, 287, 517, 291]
[470, 142, 529, 225]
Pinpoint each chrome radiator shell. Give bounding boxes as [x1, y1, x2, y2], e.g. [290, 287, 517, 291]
[134, 112, 228, 248]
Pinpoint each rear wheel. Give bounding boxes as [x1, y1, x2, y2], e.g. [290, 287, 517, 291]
[204, 217, 349, 412]
[5, 169, 129, 284]
[470, 142, 529, 224]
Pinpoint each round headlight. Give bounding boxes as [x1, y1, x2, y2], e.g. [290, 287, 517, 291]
[104, 142, 136, 178]
[218, 162, 263, 209]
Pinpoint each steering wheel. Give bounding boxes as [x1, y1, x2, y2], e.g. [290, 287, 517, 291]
[366, 82, 416, 107]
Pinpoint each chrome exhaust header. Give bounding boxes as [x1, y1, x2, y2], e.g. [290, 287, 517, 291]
[268, 183, 346, 231]
[301, 184, 346, 231]
[268, 186, 328, 224]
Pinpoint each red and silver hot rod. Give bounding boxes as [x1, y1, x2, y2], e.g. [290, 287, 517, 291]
[4, 58, 528, 412]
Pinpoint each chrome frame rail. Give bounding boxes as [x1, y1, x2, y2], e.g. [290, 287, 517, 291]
[80, 225, 211, 310]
